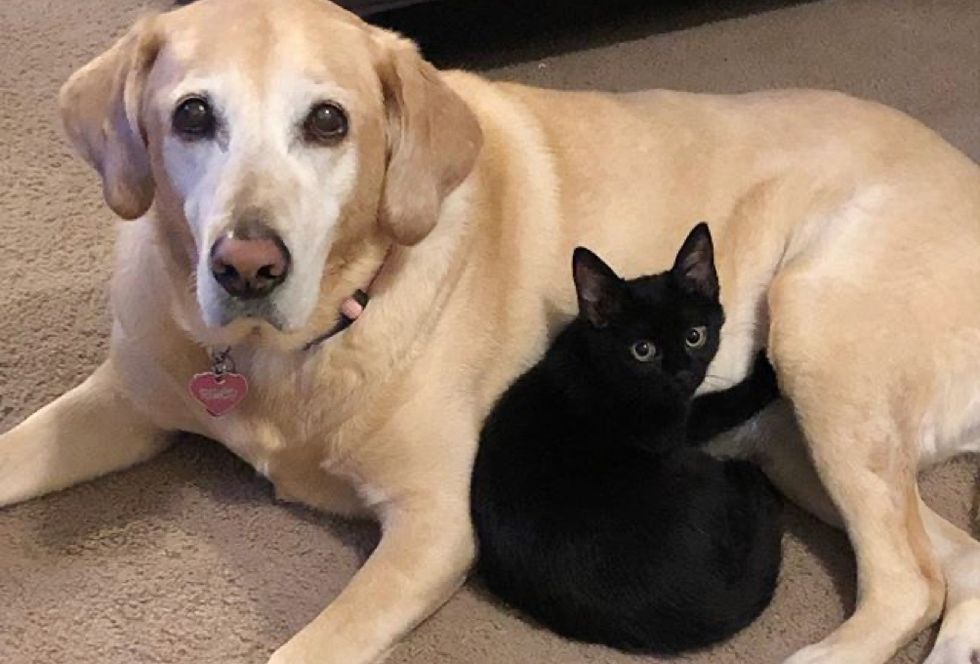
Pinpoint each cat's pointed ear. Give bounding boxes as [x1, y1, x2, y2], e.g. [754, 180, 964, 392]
[573, 247, 624, 328]
[671, 222, 718, 299]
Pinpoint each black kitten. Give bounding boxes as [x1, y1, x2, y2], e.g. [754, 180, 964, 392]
[470, 223, 782, 653]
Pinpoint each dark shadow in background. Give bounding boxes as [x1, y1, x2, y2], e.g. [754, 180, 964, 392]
[168, 0, 821, 73]
[370, 0, 820, 70]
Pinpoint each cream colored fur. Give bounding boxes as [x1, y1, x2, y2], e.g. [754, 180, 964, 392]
[1, 0, 979, 663]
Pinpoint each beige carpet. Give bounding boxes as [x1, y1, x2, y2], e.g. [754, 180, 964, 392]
[1, 0, 978, 662]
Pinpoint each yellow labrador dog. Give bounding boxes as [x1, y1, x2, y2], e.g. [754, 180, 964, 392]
[1, 0, 978, 662]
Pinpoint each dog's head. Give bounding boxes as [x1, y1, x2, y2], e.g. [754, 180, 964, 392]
[59, 0, 482, 341]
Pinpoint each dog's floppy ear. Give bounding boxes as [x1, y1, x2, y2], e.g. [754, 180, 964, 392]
[58, 16, 161, 220]
[373, 32, 483, 245]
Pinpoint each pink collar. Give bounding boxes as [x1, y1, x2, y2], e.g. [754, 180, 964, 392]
[303, 248, 391, 350]
[301, 287, 370, 351]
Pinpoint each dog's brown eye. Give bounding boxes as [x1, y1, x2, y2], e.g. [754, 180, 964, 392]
[305, 102, 348, 144]
[173, 96, 214, 138]
[685, 326, 708, 349]
[631, 340, 656, 362]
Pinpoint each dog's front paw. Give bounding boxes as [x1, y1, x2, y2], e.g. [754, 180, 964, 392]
[0, 429, 26, 508]
[783, 644, 832, 664]
[267, 632, 336, 664]
[783, 642, 866, 664]
[266, 645, 308, 664]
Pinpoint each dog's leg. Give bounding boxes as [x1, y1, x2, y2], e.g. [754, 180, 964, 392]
[266, 401, 477, 664]
[778, 417, 943, 664]
[267, 491, 474, 664]
[710, 402, 980, 664]
[721, 402, 980, 664]
[0, 359, 170, 507]
[768, 274, 944, 664]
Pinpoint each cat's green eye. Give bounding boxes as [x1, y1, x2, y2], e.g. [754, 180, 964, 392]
[631, 340, 657, 362]
[684, 326, 708, 349]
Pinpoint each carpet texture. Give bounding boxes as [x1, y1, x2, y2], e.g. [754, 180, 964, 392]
[1, 0, 978, 662]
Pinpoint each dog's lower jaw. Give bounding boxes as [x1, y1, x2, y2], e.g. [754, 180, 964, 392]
[199, 291, 288, 332]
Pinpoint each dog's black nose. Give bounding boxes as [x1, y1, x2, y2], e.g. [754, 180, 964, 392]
[209, 224, 290, 299]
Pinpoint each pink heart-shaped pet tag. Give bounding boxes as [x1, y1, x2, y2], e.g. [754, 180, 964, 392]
[189, 372, 249, 417]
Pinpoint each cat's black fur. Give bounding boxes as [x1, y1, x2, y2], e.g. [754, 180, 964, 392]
[470, 223, 783, 653]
